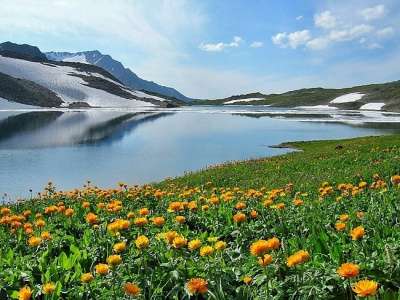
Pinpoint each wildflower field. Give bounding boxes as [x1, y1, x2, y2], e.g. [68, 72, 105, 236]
[1, 135, 400, 299]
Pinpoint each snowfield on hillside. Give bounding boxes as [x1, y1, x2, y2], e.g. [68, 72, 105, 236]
[0, 55, 156, 108]
[360, 102, 385, 110]
[330, 92, 364, 104]
[224, 97, 265, 104]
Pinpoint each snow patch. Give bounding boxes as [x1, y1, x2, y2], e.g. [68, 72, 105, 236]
[62, 54, 89, 64]
[330, 92, 364, 104]
[295, 105, 337, 110]
[360, 102, 385, 110]
[224, 98, 265, 104]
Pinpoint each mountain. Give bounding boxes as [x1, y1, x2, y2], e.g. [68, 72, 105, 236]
[0, 42, 179, 108]
[45, 50, 191, 102]
[193, 82, 400, 112]
[0, 41, 47, 62]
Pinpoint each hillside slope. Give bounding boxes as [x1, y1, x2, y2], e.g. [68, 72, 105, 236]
[0, 42, 178, 108]
[46, 51, 192, 102]
[195, 81, 400, 112]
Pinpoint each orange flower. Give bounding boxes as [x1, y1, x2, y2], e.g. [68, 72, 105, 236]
[28, 236, 41, 247]
[286, 250, 310, 267]
[200, 245, 214, 256]
[139, 207, 150, 216]
[352, 280, 378, 297]
[80, 273, 94, 283]
[250, 240, 269, 257]
[124, 282, 141, 297]
[293, 199, 304, 206]
[188, 239, 202, 251]
[95, 263, 109, 275]
[85, 213, 98, 225]
[337, 263, 360, 278]
[250, 210, 258, 218]
[214, 241, 227, 251]
[113, 242, 127, 253]
[186, 278, 208, 295]
[350, 226, 365, 240]
[243, 276, 253, 285]
[40, 231, 52, 240]
[175, 216, 186, 224]
[42, 282, 56, 295]
[64, 208, 74, 217]
[135, 235, 150, 249]
[106, 255, 122, 266]
[233, 212, 246, 223]
[133, 217, 148, 227]
[258, 254, 273, 267]
[172, 236, 187, 249]
[335, 222, 346, 231]
[18, 286, 32, 300]
[152, 216, 165, 227]
[235, 202, 246, 210]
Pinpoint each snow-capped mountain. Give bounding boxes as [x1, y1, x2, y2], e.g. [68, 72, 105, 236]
[0, 42, 178, 108]
[46, 51, 191, 102]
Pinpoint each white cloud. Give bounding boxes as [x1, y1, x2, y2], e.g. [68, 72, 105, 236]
[250, 41, 263, 48]
[329, 24, 374, 42]
[360, 5, 385, 21]
[306, 37, 330, 50]
[199, 36, 243, 52]
[376, 26, 394, 38]
[314, 11, 336, 29]
[296, 15, 303, 21]
[272, 30, 311, 49]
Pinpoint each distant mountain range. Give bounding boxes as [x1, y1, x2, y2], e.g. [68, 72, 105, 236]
[46, 51, 191, 102]
[0, 42, 183, 108]
[194, 82, 400, 112]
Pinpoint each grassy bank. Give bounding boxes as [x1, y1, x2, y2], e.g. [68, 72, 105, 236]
[1, 135, 400, 299]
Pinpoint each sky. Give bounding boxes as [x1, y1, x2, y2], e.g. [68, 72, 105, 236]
[0, 0, 399, 99]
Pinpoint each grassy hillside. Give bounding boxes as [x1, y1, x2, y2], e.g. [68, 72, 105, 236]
[1, 135, 400, 299]
[193, 80, 400, 112]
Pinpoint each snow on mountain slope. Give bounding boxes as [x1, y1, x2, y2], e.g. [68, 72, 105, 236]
[330, 93, 364, 104]
[224, 98, 265, 104]
[0, 55, 155, 108]
[46, 51, 192, 102]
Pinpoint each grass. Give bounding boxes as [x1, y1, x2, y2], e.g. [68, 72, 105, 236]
[1, 135, 400, 299]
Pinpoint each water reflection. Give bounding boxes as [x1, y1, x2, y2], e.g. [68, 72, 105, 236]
[0, 111, 173, 148]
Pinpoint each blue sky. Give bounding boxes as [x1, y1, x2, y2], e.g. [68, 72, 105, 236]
[0, 0, 399, 98]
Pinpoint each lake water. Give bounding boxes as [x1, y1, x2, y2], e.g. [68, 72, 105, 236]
[1, 105, 399, 199]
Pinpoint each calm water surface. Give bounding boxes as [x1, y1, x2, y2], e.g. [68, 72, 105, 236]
[0, 106, 399, 199]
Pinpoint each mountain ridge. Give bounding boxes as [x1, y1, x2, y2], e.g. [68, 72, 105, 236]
[45, 50, 191, 102]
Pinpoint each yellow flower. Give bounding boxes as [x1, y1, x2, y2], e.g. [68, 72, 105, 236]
[339, 214, 349, 222]
[95, 263, 109, 275]
[243, 276, 253, 285]
[41, 231, 52, 240]
[80, 273, 94, 283]
[64, 208, 74, 217]
[124, 282, 141, 297]
[258, 254, 273, 267]
[186, 278, 208, 295]
[18, 286, 32, 300]
[293, 199, 304, 206]
[188, 239, 202, 251]
[107, 255, 122, 266]
[175, 216, 186, 224]
[337, 263, 360, 278]
[214, 241, 227, 251]
[200, 245, 214, 257]
[42, 282, 56, 295]
[352, 280, 378, 297]
[350, 226, 365, 240]
[172, 236, 187, 249]
[135, 235, 150, 249]
[335, 222, 346, 231]
[35, 219, 45, 228]
[134, 217, 148, 227]
[286, 250, 310, 267]
[28, 236, 41, 247]
[113, 242, 127, 253]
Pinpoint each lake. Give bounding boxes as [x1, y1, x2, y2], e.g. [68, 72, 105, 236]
[1, 105, 399, 199]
